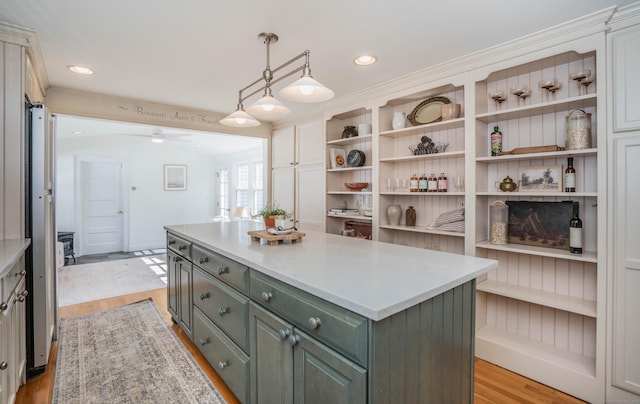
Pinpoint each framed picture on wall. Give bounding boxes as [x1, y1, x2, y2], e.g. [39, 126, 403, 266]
[164, 164, 187, 191]
[518, 165, 562, 192]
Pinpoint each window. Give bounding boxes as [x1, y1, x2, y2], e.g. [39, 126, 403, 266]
[253, 162, 264, 214]
[218, 169, 229, 217]
[236, 164, 250, 211]
[217, 160, 265, 218]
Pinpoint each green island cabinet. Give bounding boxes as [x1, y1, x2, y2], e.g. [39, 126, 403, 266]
[165, 221, 495, 403]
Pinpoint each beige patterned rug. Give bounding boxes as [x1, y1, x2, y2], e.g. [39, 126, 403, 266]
[52, 299, 226, 404]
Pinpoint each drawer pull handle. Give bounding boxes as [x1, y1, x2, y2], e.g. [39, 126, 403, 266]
[0, 302, 7, 312]
[0, 361, 7, 371]
[308, 317, 322, 330]
[168, 240, 176, 245]
[199, 257, 209, 264]
[261, 291, 272, 302]
[218, 360, 229, 369]
[178, 245, 187, 251]
[289, 335, 300, 347]
[199, 292, 210, 300]
[217, 267, 228, 275]
[199, 338, 210, 346]
[18, 294, 26, 303]
[174, 256, 182, 262]
[218, 307, 229, 316]
[278, 329, 290, 339]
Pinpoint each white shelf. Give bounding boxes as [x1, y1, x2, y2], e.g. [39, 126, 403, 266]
[476, 148, 597, 162]
[327, 191, 373, 195]
[379, 224, 465, 237]
[477, 279, 596, 317]
[476, 326, 598, 401]
[379, 117, 464, 138]
[326, 166, 372, 173]
[327, 213, 372, 221]
[476, 240, 597, 263]
[380, 191, 464, 196]
[477, 191, 597, 197]
[326, 134, 373, 146]
[475, 94, 597, 122]
[379, 150, 465, 163]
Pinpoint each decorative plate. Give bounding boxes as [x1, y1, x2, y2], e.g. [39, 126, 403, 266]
[407, 96, 451, 126]
[347, 149, 366, 167]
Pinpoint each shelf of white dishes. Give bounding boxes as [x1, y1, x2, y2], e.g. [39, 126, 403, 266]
[475, 94, 597, 122]
[326, 134, 373, 146]
[476, 279, 597, 317]
[326, 213, 372, 221]
[475, 148, 597, 162]
[477, 191, 597, 197]
[380, 191, 465, 196]
[379, 224, 465, 237]
[379, 151, 465, 163]
[475, 240, 597, 263]
[379, 117, 465, 138]
[326, 166, 372, 173]
[327, 191, 373, 195]
[475, 326, 596, 379]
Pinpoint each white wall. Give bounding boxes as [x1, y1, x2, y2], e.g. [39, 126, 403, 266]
[56, 135, 218, 252]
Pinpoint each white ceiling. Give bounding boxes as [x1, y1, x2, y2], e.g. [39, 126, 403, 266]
[1, 0, 635, 138]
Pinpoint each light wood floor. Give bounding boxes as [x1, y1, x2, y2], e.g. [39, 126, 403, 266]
[16, 288, 585, 404]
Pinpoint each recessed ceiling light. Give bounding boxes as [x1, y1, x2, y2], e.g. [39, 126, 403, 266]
[68, 65, 94, 75]
[354, 55, 377, 66]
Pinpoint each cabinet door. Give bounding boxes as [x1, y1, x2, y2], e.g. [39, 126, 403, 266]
[0, 299, 9, 404]
[612, 25, 640, 132]
[249, 302, 294, 404]
[293, 329, 366, 404]
[612, 134, 640, 395]
[296, 120, 324, 166]
[179, 259, 192, 337]
[273, 126, 295, 168]
[296, 164, 324, 232]
[272, 166, 295, 218]
[166, 251, 179, 319]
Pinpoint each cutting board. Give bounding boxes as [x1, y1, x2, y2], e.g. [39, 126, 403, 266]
[248, 230, 306, 246]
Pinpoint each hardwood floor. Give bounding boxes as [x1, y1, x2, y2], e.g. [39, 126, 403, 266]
[16, 288, 585, 404]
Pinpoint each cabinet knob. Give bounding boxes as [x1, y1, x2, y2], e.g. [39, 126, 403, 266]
[308, 317, 322, 330]
[199, 292, 210, 300]
[218, 307, 229, 316]
[261, 291, 272, 302]
[0, 302, 7, 312]
[178, 245, 187, 251]
[199, 338, 210, 346]
[217, 267, 228, 275]
[18, 295, 25, 303]
[199, 257, 208, 264]
[19, 270, 26, 277]
[21, 290, 29, 298]
[278, 329, 290, 339]
[168, 240, 176, 245]
[0, 361, 7, 371]
[289, 335, 300, 347]
[218, 360, 229, 369]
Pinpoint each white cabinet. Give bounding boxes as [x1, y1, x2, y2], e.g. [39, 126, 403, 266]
[611, 24, 640, 132]
[271, 121, 324, 231]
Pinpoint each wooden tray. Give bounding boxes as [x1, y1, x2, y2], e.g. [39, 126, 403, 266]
[248, 230, 305, 246]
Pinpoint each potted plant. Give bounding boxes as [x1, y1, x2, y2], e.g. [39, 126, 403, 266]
[260, 202, 289, 228]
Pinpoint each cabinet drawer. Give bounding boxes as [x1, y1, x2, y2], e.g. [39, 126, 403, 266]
[192, 245, 249, 293]
[250, 270, 368, 366]
[167, 233, 191, 260]
[193, 266, 249, 352]
[193, 307, 249, 404]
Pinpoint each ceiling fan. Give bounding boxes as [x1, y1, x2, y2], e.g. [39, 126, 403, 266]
[119, 127, 192, 143]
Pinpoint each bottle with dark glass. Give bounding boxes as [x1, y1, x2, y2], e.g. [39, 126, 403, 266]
[569, 201, 583, 254]
[428, 173, 438, 192]
[565, 157, 576, 192]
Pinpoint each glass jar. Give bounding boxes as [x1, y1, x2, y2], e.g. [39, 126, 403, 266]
[565, 109, 592, 150]
[489, 200, 509, 245]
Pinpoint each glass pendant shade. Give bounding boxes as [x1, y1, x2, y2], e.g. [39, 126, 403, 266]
[279, 75, 335, 103]
[220, 107, 260, 128]
[246, 94, 291, 119]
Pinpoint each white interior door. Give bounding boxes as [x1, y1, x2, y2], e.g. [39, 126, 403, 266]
[80, 160, 124, 255]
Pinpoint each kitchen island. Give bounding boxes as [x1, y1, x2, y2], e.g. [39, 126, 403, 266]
[165, 221, 497, 404]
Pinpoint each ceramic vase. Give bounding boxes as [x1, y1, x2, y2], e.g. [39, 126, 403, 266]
[406, 206, 416, 226]
[392, 112, 406, 130]
[386, 204, 402, 225]
[341, 125, 358, 139]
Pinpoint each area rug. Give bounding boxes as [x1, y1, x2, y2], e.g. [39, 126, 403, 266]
[58, 254, 167, 306]
[52, 299, 226, 404]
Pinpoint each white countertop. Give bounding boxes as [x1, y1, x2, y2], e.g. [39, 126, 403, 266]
[0, 239, 31, 279]
[165, 221, 497, 321]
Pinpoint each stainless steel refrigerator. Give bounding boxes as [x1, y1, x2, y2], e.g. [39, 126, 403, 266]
[24, 101, 57, 375]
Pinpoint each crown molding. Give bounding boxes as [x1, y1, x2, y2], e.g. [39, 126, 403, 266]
[0, 21, 50, 91]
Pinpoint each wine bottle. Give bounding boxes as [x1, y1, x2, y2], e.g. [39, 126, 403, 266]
[565, 157, 576, 192]
[490, 126, 502, 156]
[569, 201, 583, 254]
